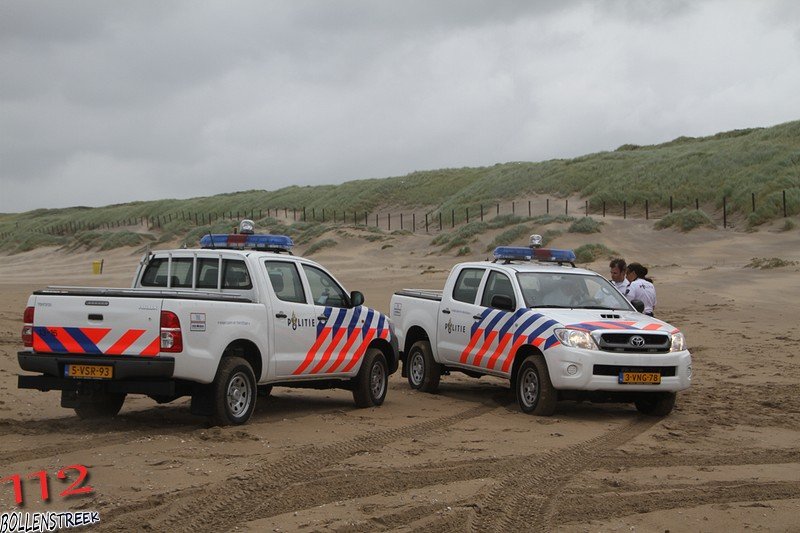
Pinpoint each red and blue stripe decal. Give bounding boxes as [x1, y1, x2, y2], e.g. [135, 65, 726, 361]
[32, 326, 160, 357]
[460, 309, 561, 374]
[292, 307, 390, 375]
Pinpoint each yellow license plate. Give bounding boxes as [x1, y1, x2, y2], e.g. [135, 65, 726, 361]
[619, 372, 661, 384]
[65, 364, 113, 379]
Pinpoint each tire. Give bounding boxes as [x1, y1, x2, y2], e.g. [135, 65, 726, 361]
[352, 348, 388, 408]
[406, 340, 441, 393]
[635, 392, 676, 416]
[515, 355, 557, 416]
[257, 385, 273, 398]
[209, 357, 257, 426]
[74, 391, 126, 419]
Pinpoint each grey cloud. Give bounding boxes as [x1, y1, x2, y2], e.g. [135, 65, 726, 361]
[2, 0, 800, 212]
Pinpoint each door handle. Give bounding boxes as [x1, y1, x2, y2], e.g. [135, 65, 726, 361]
[441, 309, 451, 314]
[473, 314, 483, 320]
[88, 314, 103, 321]
[317, 315, 328, 323]
[275, 312, 287, 319]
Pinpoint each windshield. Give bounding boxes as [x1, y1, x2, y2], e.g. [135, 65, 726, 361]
[516, 272, 632, 310]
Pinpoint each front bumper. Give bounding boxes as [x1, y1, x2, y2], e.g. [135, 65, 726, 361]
[545, 347, 692, 392]
[18, 351, 176, 396]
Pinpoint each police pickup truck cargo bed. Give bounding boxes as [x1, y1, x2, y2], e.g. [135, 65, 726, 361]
[17, 224, 398, 425]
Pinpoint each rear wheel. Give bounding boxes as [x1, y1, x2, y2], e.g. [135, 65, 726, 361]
[74, 391, 126, 419]
[635, 392, 676, 416]
[515, 355, 557, 416]
[210, 357, 257, 426]
[406, 340, 441, 393]
[353, 348, 388, 408]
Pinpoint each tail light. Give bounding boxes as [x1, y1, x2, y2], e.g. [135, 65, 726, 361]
[160, 311, 183, 353]
[22, 306, 34, 348]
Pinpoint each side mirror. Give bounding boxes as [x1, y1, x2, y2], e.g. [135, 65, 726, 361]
[631, 299, 645, 313]
[350, 290, 364, 308]
[491, 294, 514, 312]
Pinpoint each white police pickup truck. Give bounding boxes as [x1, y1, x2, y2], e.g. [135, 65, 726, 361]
[18, 222, 398, 425]
[391, 241, 691, 416]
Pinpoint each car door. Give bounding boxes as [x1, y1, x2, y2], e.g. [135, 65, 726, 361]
[300, 264, 369, 376]
[472, 270, 527, 373]
[263, 260, 319, 378]
[437, 267, 487, 366]
[460, 269, 525, 372]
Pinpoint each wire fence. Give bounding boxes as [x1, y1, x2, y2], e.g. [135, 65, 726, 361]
[0, 190, 795, 241]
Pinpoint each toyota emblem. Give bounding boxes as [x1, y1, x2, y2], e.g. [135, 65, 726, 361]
[629, 335, 646, 347]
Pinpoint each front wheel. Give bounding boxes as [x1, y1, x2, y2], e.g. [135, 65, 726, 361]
[74, 391, 126, 419]
[634, 392, 676, 416]
[353, 348, 388, 408]
[406, 340, 441, 393]
[515, 355, 557, 416]
[209, 357, 257, 426]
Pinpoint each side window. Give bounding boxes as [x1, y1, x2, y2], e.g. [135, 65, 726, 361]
[265, 261, 306, 304]
[196, 258, 219, 289]
[452, 268, 485, 304]
[222, 259, 252, 289]
[481, 271, 516, 309]
[302, 265, 348, 308]
[141, 258, 193, 288]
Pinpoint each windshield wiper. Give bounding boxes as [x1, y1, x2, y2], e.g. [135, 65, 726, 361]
[531, 305, 571, 308]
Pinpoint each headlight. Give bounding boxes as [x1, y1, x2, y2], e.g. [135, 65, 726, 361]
[670, 332, 686, 352]
[554, 328, 598, 350]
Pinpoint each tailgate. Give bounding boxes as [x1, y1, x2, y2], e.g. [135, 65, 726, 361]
[32, 295, 161, 356]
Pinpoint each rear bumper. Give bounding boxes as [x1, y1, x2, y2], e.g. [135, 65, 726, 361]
[17, 351, 176, 396]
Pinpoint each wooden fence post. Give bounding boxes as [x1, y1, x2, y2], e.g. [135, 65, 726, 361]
[723, 196, 727, 228]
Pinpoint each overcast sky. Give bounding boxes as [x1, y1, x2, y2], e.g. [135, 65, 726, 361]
[2, 0, 799, 213]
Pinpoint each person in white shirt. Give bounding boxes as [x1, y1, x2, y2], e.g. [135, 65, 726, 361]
[624, 262, 656, 316]
[608, 258, 629, 293]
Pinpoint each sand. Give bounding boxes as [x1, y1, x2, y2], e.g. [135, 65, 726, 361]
[1, 217, 799, 532]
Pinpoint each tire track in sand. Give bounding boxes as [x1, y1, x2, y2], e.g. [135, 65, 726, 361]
[98, 402, 497, 532]
[553, 480, 800, 525]
[0, 417, 199, 465]
[469, 416, 659, 533]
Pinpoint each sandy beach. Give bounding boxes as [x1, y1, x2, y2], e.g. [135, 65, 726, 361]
[1, 217, 799, 532]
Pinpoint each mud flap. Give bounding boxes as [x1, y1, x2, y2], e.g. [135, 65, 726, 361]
[190, 384, 213, 416]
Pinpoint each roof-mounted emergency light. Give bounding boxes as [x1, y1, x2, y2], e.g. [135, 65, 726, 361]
[493, 246, 533, 262]
[239, 219, 255, 235]
[200, 233, 294, 252]
[492, 246, 576, 265]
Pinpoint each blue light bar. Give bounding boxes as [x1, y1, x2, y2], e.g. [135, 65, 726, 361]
[200, 234, 294, 251]
[533, 248, 576, 263]
[493, 246, 532, 261]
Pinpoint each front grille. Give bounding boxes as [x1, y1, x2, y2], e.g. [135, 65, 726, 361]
[597, 332, 670, 353]
[593, 364, 676, 377]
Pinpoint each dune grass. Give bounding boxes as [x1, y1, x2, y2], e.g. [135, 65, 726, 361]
[654, 209, 716, 232]
[1, 121, 799, 252]
[573, 244, 619, 264]
[744, 257, 799, 269]
[568, 217, 603, 233]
